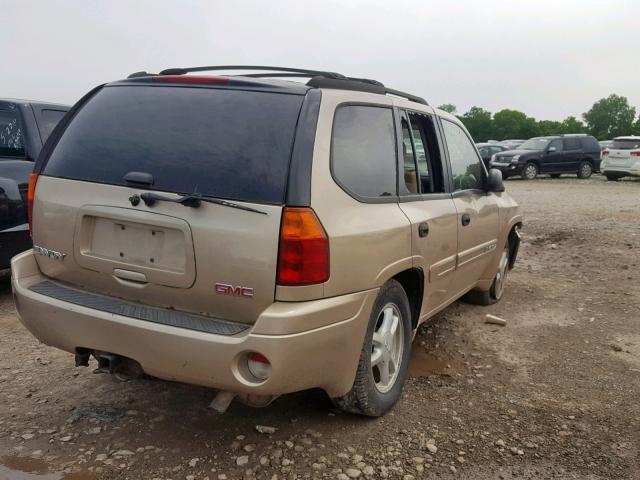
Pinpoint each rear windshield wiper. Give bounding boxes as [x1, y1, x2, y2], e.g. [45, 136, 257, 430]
[132, 192, 268, 215]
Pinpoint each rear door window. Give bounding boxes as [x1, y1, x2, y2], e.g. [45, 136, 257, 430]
[331, 105, 397, 199]
[563, 138, 581, 150]
[0, 109, 25, 157]
[43, 86, 304, 204]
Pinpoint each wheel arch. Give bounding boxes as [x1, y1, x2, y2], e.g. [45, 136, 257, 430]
[391, 268, 424, 331]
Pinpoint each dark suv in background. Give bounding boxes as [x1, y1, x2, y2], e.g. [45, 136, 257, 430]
[1, 99, 69, 272]
[490, 134, 601, 180]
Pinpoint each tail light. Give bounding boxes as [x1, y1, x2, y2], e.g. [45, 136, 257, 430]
[277, 207, 329, 286]
[631, 151, 640, 157]
[602, 149, 609, 156]
[27, 173, 39, 236]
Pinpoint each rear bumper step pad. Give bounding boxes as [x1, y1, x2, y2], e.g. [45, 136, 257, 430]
[29, 281, 248, 336]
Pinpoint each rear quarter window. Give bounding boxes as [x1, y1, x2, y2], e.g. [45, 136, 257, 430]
[43, 86, 304, 204]
[331, 105, 397, 200]
[580, 136, 600, 152]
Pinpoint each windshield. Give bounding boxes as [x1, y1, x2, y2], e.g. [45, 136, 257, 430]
[43, 86, 304, 204]
[518, 137, 552, 150]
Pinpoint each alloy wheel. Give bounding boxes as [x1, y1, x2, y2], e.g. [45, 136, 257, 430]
[371, 303, 404, 393]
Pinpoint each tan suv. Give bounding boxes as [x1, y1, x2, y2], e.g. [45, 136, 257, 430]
[12, 66, 522, 416]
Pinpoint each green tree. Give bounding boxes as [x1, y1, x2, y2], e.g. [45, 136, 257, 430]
[583, 94, 636, 139]
[560, 116, 586, 134]
[493, 109, 540, 140]
[537, 120, 563, 136]
[459, 107, 493, 142]
[437, 103, 457, 114]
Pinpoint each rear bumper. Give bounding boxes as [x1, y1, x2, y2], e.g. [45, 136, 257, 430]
[601, 160, 640, 177]
[11, 251, 377, 397]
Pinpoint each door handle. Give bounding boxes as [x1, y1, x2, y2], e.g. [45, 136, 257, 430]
[418, 222, 429, 238]
[461, 213, 471, 226]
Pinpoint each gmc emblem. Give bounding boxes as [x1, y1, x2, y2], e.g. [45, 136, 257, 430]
[215, 283, 254, 299]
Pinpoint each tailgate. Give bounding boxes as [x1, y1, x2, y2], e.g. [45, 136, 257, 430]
[32, 177, 282, 324]
[31, 84, 304, 325]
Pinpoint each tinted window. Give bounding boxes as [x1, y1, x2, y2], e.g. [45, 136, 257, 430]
[401, 119, 418, 194]
[563, 137, 581, 150]
[38, 109, 67, 142]
[442, 119, 485, 191]
[44, 86, 303, 204]
[332, 106, 396, 199]
[0, 109, 25, 157]
[580, 136, 600, 152]
[408, 113, 444, 194]
[611, 139, 640, 150]
[548, 139, 563, 152]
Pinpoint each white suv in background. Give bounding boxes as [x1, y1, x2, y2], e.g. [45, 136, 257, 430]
[601, 136, 640, 180]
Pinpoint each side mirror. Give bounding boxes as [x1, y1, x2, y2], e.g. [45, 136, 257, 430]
[487, 168, 505, 193]
[547, 146, 557, 153]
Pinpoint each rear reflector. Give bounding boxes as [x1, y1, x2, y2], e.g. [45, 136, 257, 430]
[277, 207, 329, 286]
[602, 149, 609, 156]
[631, 151, 640, 157]
[152, 75, 229, 85]
[27, 173, 39, 236]
[247, 352, 272, 381]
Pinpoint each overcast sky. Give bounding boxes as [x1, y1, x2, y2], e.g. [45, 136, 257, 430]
[3, 0, 638, 120]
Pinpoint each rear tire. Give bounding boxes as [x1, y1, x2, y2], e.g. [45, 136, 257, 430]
[332, 279, 412, 417]
[522, 163, 538, 180]
[549, 173, 561, 178]
[463, 244, 510, 306]
[606, 174, 621, 182]
[577, 161, 593, 179]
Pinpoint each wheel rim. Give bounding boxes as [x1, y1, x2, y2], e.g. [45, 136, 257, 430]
[581, 163, 591, 177]
[371, 303, 404, 393]
[493, 247, 509, 299]
[525, 165, 537, 179]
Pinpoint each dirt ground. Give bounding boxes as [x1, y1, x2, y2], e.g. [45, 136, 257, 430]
[1, 175, 639, 480]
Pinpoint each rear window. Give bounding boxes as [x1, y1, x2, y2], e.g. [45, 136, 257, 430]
[611, 139, 640, 150]
[0, 109, 25, 157]
[43, 86, 304, 204]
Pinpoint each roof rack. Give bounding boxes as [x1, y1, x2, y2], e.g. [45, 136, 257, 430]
[128, 65, 428, 105]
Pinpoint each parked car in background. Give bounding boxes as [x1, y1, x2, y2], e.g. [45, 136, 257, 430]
[476, 142, 508, 168]
[499, 139, 526, 150]
[601, 136, 640, 181]
[599, 140, 613, 152]
[11, 66, 522, 417]
[0, 99, 69, 273]
[490, 134, 601, 180]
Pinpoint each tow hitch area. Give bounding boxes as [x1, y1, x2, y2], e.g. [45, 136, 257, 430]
[74, 348, 144, 382]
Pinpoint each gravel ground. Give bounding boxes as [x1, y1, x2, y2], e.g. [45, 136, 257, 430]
[1, 175, 639, 480]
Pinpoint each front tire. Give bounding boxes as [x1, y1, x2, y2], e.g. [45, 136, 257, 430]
[522, 162, 538, 180]
[577, 161, 593, 179]
[332, 280, 412, 417]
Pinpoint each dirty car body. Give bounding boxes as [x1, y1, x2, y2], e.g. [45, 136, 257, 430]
[12, 67, 522, 416]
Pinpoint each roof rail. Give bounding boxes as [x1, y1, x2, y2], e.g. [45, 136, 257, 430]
[132, 65, 428, 105]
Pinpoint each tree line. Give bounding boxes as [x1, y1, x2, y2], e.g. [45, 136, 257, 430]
[438, 94, 640, 142]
